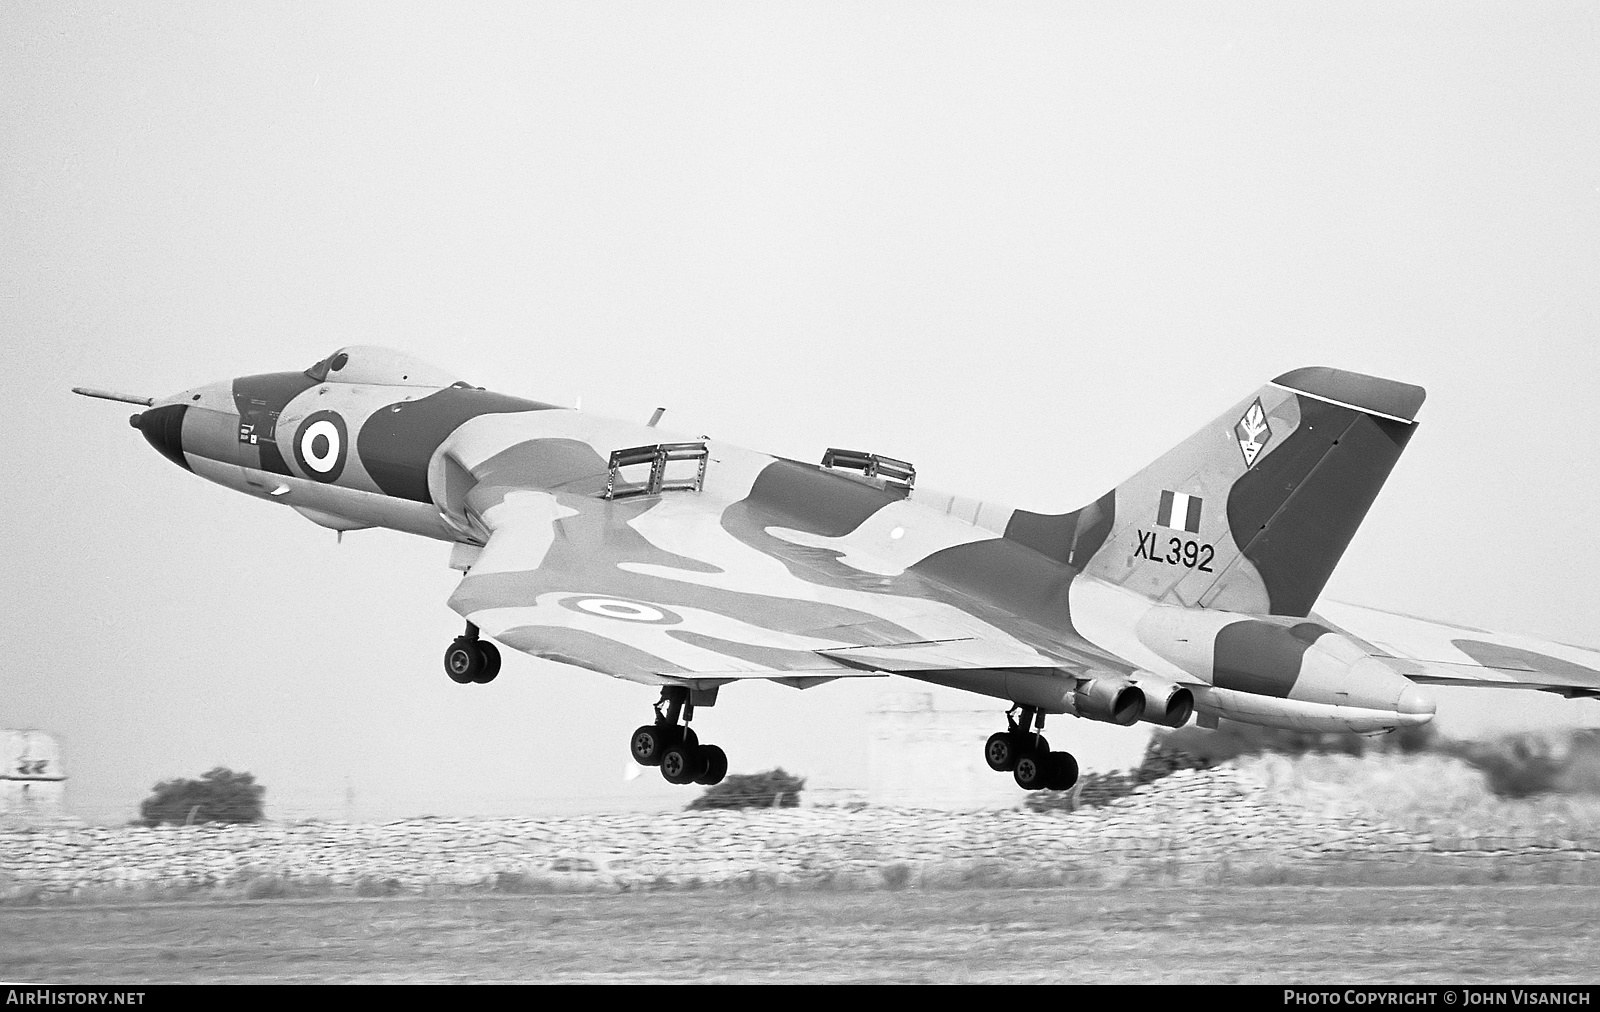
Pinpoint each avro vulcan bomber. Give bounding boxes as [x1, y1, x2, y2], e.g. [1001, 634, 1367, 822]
[76, 348, 1600, 790]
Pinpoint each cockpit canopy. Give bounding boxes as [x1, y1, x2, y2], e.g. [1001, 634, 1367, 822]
[304, 346, 463, 388]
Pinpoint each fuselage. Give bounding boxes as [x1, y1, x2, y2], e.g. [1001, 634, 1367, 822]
[128, 346, 1433, 735]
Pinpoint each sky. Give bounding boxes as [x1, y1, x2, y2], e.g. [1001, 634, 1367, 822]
[2, 2, 1598, 823]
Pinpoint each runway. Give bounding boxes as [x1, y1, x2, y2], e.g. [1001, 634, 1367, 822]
[3, 885, 1595, 984]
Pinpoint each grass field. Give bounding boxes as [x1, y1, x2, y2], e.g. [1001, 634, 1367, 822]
[2, 885, 1595, 984]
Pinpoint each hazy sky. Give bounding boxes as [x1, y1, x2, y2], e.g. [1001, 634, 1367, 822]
[4, 3, 1598, 822]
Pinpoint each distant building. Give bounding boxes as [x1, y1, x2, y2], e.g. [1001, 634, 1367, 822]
[867, 685, 1151, 809]
[0, 730, 67, 824]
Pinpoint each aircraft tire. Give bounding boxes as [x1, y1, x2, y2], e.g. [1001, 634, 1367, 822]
[471, 641, 502, 683]
[985, 732, 1021, 772]
[1045, 751, 1079, 792]
[630, 725, 670, 766]
[1013, 752, 1051, 791]
[444, 637, 481, 684]
[660, 743, 705, 785]
[694, 745, 728, 786]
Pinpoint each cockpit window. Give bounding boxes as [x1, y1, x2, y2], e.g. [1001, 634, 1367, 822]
[304, 352, 350, 382]
[301, 346, 460, 387]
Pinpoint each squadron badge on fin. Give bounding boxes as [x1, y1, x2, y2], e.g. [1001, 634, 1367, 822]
[1234, 398, 1272, 467]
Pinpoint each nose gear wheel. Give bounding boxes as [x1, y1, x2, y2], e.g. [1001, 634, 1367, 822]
[443, 623, 500, 684]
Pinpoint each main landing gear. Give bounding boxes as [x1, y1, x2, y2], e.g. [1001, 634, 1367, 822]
[986, 705, 1078, 792]
[630, 686, 728, 786]
[443, 623, 501, 684]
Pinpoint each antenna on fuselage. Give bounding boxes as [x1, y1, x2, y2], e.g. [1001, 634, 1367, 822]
[648, 407, 665, 427]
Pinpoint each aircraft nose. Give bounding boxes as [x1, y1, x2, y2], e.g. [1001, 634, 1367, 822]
[134, 403, 192, 472]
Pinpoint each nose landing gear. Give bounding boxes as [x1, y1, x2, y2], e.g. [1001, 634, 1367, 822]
[986, 705, 1078, 791]
[631, 686, 728, 786]
[443, 623, 501, 684]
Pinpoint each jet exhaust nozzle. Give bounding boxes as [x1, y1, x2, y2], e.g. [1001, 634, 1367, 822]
[1072, 677, 1145, 726]
[1128, 672, 1196, 728]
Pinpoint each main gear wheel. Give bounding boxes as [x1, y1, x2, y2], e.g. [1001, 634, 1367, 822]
[628, 687, 727, 786]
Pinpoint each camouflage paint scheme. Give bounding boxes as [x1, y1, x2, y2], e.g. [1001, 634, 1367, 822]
[104, 347, 1600, 740]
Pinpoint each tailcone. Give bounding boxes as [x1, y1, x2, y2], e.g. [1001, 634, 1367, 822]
[1396, 683, 1437, 723]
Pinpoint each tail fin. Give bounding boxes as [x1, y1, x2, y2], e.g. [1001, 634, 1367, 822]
[1015, 367, 1425, 617]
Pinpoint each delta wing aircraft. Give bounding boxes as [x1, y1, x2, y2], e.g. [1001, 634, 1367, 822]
[76, 348, 1600, 790]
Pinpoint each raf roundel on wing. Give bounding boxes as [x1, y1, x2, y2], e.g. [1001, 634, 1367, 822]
[563, 597, 683, 625]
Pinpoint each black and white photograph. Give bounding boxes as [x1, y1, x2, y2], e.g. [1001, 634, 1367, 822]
[2, 1, 1598, 987]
